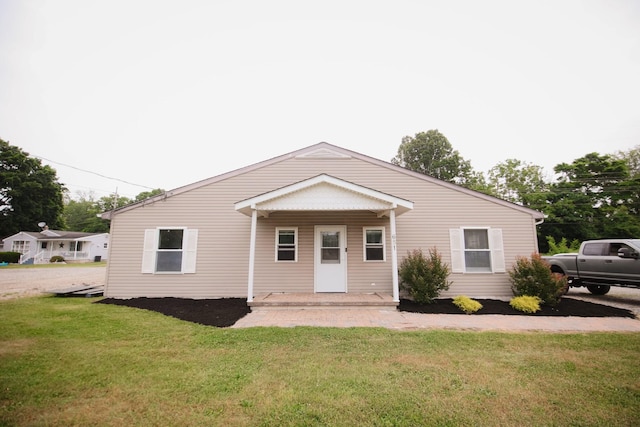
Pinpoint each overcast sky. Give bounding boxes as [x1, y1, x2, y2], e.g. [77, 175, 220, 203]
[1, 0, 639, 200]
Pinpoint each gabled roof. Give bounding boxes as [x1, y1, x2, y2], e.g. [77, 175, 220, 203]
[102, 142, 544, 220]
[235, 174, 413, 218]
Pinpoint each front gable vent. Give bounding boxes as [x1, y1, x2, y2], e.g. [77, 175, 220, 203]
[295, 147, 351, 160]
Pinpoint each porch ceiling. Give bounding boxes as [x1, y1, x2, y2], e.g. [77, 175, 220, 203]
[235, 174, 413, 218]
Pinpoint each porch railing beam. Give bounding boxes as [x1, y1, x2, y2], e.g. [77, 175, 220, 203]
[390, 208, 400, 302]
[247, 208, 258, 302]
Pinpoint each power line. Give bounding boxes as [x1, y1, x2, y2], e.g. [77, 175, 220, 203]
[35, 155, 156, 191]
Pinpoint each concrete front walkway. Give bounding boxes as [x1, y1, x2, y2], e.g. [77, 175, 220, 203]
[232, 308, 640, 332]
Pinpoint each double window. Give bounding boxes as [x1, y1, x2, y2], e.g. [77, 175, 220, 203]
[363, 227, 385, 261]
[142, 228, 198, 274]
[276, 228, 298, 261]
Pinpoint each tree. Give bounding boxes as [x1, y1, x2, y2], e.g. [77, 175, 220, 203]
[392, 130, 479, 187]
[487, 159, 548, 207]
[62, 189, 162, 233]
[539, 152, 640, 247]
[0, 139, 65, 236]
[614, 145, 640, 178]
[134, 188, 165, 203]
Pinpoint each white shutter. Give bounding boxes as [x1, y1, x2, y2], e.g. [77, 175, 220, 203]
[183, 229, 198, 273]
[449, 228, 464, 273]
[490, 228, 505, 273]
[141, 229, 157, 273]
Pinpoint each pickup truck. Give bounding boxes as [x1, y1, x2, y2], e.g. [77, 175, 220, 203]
[542, 239, 640, 295]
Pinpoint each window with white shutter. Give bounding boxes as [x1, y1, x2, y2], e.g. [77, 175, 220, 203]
[141, 228, 198, 274]
[449, 228, 505, 273]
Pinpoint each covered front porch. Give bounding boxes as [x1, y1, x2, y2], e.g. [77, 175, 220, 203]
[249, 292, 398, 309]
[235, 174, 414, 304]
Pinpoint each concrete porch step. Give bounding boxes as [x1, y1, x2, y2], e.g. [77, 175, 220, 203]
[249, 292, 398, 310]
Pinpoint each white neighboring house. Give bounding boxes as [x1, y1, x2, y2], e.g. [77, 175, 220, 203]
[2, 229, 109, 264]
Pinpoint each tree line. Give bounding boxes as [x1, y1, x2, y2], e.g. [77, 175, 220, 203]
[393, 130, 640, 251]
[2, 135, 639, 251]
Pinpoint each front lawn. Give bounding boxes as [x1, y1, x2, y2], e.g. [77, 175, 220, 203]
[1, 297, 639, 426]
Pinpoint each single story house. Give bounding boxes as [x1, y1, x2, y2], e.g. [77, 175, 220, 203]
[101, 142, 544, 303]
[2, 228, 109, 264]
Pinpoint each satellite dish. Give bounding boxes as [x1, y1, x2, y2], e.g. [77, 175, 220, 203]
[38, 222, 46, 228]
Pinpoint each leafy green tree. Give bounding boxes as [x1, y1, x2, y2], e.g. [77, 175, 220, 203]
[539, 152, 640, 246]
[63, 190, 161, 233]
[0, 139, 65, 236]
[134, 188, 164, 202]
[392, 130, 480, 188]
[487, 159, 548, 207]
[63, 192, 110, 233]
[614, 145, 640, 177]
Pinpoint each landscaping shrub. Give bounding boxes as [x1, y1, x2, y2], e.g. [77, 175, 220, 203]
[453, 295, 483, 314]
[399, 248, 451, 304]
[49, 255, 65, 263]
[545, 236, 581, 256]
[0, 251, 21, 263]
[510, 296, 542, 314]
[509, 253, 567, 306]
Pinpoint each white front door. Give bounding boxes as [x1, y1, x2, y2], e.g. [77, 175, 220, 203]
[315, 225, 347, 292]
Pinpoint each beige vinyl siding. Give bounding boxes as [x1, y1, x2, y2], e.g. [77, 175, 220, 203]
[105, 150, 539, 299]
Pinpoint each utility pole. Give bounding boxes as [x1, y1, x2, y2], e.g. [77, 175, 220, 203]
[112, 187, 118, 211]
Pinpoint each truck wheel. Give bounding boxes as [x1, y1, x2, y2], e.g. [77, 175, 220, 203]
[587, 285, 611, 295]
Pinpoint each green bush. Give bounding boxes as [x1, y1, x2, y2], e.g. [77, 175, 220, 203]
[0, 252, 21, 263]
[510, 296, 542, 314]
[509, 253, 567, 307]
[545, 236, 581, 256]
[399, 248, 451, 304]
[50, 255, 65, 263]
[453, 295, 483, 314]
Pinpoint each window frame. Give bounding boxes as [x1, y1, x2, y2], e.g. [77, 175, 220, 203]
[462, 227, 492, 273]
[275, 227, 298, 262]
[142, 227, 198, 274]
[363, 226, 386, 262]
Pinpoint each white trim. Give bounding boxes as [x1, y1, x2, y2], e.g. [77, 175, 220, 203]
[390, 210, 400, 302]
[363, 226, 386, 262]
[247, 209, 258, 302]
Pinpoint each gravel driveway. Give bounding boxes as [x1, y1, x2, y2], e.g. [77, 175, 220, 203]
[0, 266, 106, 299]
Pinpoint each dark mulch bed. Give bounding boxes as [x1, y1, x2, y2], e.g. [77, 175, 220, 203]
[399, 298, 635, 318]
[97, 297, 251, 328]
[97, 296, 635, 328]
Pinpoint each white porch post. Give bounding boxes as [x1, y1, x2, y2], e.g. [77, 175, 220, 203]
[247, 208, 258, 302]
[390, 208, 400, 302]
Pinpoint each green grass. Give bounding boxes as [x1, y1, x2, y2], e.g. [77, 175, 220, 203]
[1, 297, 639, 426]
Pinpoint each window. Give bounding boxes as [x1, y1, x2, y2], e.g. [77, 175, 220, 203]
[449, 228, 505, 273]
[41, 242, 48, 249]
[157, 229, 184, 271]
[463, 229, 491, 272]
[142, 228, 198, 274]
[276, 228, 297, 261]
[583, 243, 606, 256]
[363, 227, 385, 261]
[11, 240, 30, 254]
